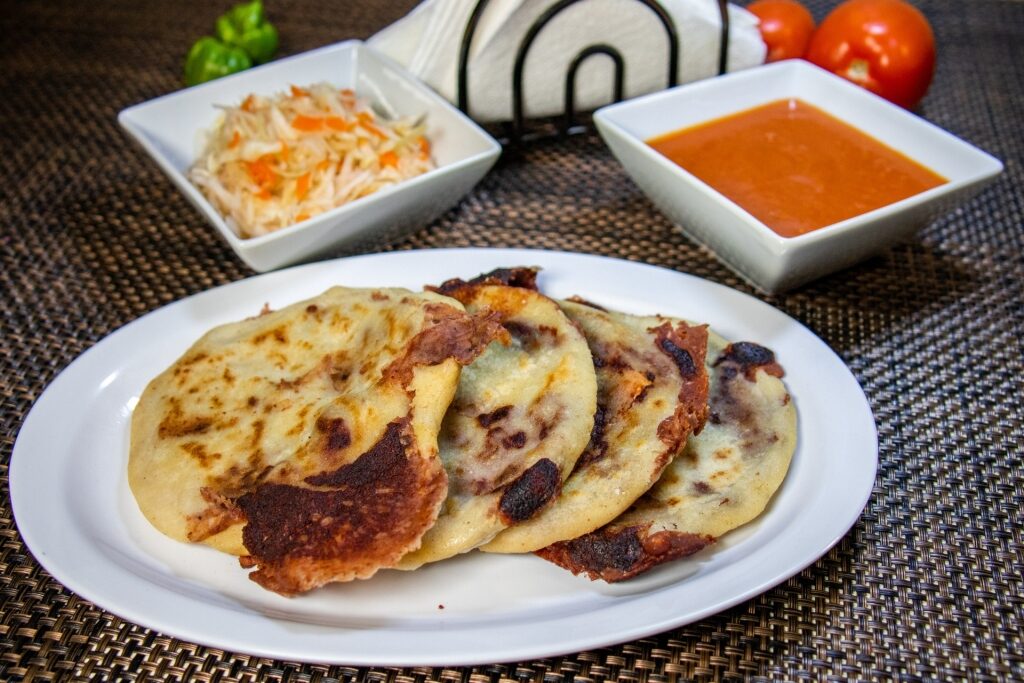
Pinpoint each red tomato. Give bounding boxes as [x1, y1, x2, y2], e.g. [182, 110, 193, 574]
[805, 0, 936, 109]
[748, 0, 816, 62]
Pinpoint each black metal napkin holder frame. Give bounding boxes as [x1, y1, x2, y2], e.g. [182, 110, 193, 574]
[456, 0, 732, 142]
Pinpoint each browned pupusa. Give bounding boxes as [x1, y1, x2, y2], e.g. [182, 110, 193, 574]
[536, 330, 797, 582]
[129, 286, 499, 595]
[398, 272, 597, 569]
[482, 300, 710, 554]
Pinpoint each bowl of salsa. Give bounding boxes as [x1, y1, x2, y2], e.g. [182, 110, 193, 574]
[593, 60, 1003, 292]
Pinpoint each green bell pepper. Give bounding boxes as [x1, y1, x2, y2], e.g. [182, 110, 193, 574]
[184, 36, 253, 86]
[216, 0, 279, 64]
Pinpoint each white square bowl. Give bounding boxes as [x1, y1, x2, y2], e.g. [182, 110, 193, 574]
[119, 41, 501, 272]
[593, 60, 1003, 293]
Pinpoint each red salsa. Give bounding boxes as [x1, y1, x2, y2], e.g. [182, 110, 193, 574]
[646, 98, 947, 238]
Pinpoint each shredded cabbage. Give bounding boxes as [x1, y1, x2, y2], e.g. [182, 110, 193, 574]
[189, 83, 434, 239]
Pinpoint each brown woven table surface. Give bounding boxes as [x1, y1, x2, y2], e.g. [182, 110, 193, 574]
[2, 0, 1022, 680]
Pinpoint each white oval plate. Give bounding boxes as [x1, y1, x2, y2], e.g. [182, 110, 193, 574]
[10, 249, 877, 667]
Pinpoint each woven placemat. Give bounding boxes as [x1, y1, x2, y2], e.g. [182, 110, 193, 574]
[1, 0, 1021, 680]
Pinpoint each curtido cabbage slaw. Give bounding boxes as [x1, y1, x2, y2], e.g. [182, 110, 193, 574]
[189, 83, 434, 238]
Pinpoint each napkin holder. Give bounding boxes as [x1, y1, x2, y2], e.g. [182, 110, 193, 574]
[455, 0, 731, 142]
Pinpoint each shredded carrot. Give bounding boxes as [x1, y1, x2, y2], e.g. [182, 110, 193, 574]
[418, 136, 431, 158]
[295, 173, 311, 200]
[290, 85, 309, 98]
[278, 143, 289, 162]
[295, 212, 310, 222]
[245, 158, 277, 189]
[293, 116, 324, 132]
[292, 115, 325, 132]
[256, 187, 272, 200]
[379, 151, 398, 168]
[325, 116, 352, 132]
[228, 130, 242, 149]
[241, 95, 257, 112]
[316, 159, 331, 172]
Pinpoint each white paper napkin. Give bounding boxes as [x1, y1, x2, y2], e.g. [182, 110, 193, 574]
[368, 0, 766, 122]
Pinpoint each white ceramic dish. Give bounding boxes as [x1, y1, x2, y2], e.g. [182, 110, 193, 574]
[118, 42, 501, 272]
[11, 249, 877, 666]
[593, 60, 1004, 293]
